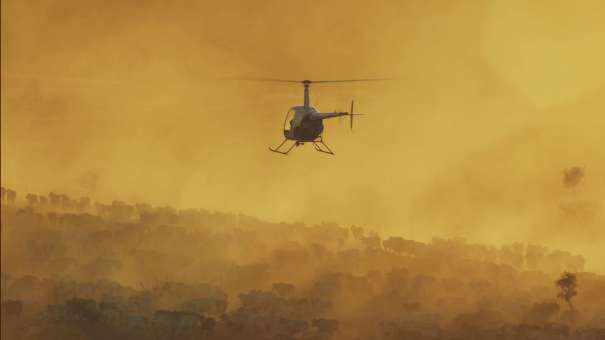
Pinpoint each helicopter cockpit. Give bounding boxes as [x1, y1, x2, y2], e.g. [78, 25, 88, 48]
[284, 108, 295, 135]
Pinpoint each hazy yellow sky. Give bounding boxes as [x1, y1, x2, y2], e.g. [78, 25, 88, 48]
[2, 1, 604, 269]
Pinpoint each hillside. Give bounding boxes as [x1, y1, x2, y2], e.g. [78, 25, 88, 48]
[1, 190, 604, 340]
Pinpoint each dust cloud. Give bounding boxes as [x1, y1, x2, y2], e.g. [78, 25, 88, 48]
[1, 0, 604, 280]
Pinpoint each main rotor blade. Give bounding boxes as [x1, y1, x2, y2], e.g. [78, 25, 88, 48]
[226, 77, 301, 83]
[311, 78, 392, 83]
[224, 77, 392, 84]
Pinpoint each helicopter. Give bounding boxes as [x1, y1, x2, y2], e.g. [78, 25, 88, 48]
[241, 78, 387, 155]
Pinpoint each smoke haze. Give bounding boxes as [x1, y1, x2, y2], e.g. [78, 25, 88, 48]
[2, 0, 605, 270]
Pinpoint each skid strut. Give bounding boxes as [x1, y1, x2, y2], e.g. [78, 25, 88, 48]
[312, 137, 335, 155]
[269, 137, 334, 155]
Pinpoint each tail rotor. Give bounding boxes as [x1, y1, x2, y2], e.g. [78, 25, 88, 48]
[349, 100, 363, 130]
[350, 101, 354, 130]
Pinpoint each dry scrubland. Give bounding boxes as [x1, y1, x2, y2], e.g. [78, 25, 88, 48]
[1, 189, 604, 340]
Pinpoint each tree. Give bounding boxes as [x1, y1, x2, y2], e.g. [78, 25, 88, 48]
[49, 192, 61, 208]
[6, 189, 16, 205]
[77, 196, 91, 212]
[556, 271, 578, 330]
[361, 232, 381, 250]
[383, 237, 406, 254]
[26, 193, 39, 206]
[556, 271, 578, 311]
[350, 225, 364, 240]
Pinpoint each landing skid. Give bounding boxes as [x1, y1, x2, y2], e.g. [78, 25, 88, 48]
[269, 139, 299, 155]
[269, 137, 335, 155]
[312, 137, 335, 155]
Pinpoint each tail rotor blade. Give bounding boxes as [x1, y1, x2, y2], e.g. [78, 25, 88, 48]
[350, 100, 354, 130]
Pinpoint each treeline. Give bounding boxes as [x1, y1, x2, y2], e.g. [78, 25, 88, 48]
[1, 190, 604, 340]
[0, 187, 587, 274]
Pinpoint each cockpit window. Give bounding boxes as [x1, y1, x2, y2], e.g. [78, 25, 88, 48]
[284, 109, 295, 132]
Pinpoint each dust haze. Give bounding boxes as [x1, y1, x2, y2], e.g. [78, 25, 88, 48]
[2, 190, 605, 339]
[1, 1, 605, 337]
[4, 0, 604, 270]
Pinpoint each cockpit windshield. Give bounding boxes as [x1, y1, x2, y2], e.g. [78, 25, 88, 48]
[284, 108, 295, 132]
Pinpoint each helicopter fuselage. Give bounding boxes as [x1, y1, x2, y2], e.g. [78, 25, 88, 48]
[284, 106, 324, 142]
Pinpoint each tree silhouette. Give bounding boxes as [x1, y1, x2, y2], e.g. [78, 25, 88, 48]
[555, 271, 577, 311]
[556, 271, 578, 330]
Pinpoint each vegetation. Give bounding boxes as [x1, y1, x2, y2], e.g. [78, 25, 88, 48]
[1, 188, 604, 339]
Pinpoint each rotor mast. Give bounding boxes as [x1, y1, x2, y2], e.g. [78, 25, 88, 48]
[303, 80, 311, 108]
